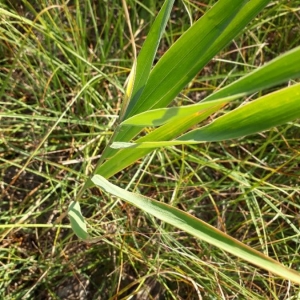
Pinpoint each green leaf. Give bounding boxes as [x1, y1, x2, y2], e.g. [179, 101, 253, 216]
[119, 60, 137, 121]
[101, 44, 300, 173]
[121, 94, 244, 127]
[126, 0, 253, 117]
[178, 83, 300, 142]
[91, 175, 300, 284]
[121, 46, 300, 128]
[202, 46, 300, 102]
[99, 107, 219, 178]
[124, 0, 175, 119]
[93, 0, 296, 180]
[68, 201, 89, 240]
[97, 0, 175, 165]
[97, 0, 268, 164]
[112, 83, 300, 149]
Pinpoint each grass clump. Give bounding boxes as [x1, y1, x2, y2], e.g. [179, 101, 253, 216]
[0, 0, 300, 299]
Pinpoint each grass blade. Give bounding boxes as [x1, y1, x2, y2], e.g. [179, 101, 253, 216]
[68, 201, 89, 240]
[95, 0, 174, 164]
[97, 108, 220, 178]
[112, 83, 300, 149]
[92, 174, 300, 284]
[96, 0, 269, 164]
[126, 0, 253, 117]
[120, 46, 300, 128]
[121, 95, 243, 127]
[124, 0, 175, 119]
[203, 46, 300, 102]
[179, 83, 300, 142]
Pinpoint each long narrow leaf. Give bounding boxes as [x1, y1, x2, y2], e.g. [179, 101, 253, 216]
[112, 83, 300, 149]
[179, 83, 300, 142]
[121, 46, 300, 127]
[126, 0, 253, 117]
[95, 50, 300, 177]
[95, 0, 174, 165]
[92, 174, 300, 284]
[96, 107, 221, 179]
[124, 0, 175, 119]
[121, 95, 243, 127]
[96, 0, 269, 164]
[202, 46, 300, 102]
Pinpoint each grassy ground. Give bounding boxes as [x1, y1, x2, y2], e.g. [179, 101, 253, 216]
[1, 0, 300, 299]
